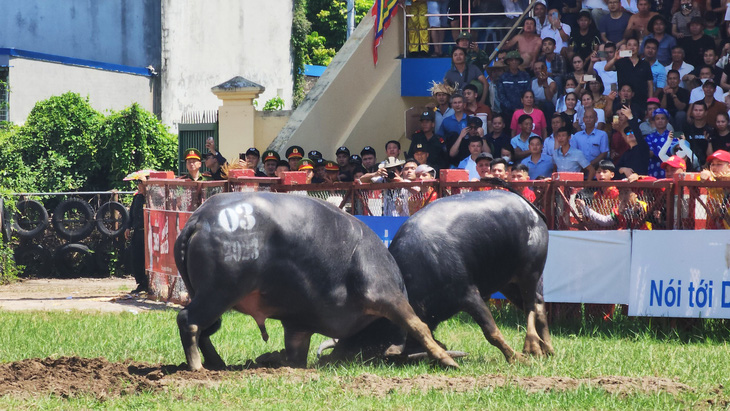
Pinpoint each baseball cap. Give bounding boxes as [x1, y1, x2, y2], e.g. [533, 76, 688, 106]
[420, 111, 435, 121]
[707, 150, 730, 163]
[661, 155, 687, 170]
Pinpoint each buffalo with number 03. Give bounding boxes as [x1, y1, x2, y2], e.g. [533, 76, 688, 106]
[173, 191, 458, 370]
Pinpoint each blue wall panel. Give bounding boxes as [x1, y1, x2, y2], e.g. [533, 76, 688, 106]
[401, 57, 452, 97]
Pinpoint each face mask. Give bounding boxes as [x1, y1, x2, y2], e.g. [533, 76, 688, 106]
[700, 78, 709, 84]
[681, 3, 692, 11]
[565, 88, 575, 93]
[502, 155, 511, 161]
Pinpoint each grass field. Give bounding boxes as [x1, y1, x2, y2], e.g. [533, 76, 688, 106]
[0, 305, 729, 409]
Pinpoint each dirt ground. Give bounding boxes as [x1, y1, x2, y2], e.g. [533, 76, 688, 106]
[0, 278, 718, 403]
[0, 277, 180, 312]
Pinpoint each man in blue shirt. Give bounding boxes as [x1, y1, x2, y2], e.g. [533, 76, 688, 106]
[642, 38, 667, 89]
[521, 136, 554, 179]
[553, 127, 596, 180]
[572, 108, 609, 169]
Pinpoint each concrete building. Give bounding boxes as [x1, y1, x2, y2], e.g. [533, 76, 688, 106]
[0, 0, 294, 129]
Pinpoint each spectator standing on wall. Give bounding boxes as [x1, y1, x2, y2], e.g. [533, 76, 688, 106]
[496, 51, 531, 123]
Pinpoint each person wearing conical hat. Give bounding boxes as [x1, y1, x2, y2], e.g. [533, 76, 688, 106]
[123, 169, 153, 294]
[179, 148, 209, 181]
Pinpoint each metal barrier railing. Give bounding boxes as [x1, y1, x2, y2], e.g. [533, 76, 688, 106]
[402, 0, 539, 59]
[138, 178, 730, 231]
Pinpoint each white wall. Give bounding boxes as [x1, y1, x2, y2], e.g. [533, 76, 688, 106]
[8, 58, 154, 124]
[161, 0, 294, 130]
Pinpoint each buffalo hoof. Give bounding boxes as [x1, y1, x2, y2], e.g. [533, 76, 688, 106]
[255, 350, 289, 367]
[203, 359, 226, 371]
[507, 352, 527, 364]
[523, 335, 544, 357]
[384, 344, 405, 356]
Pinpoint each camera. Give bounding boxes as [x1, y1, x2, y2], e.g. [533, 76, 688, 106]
[387, 170, 396, 180]
[239, 153, 246, 160]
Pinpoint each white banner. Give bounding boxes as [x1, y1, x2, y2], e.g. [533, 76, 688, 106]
[544, 231, 632, 304]
[629, 231, 730, 318]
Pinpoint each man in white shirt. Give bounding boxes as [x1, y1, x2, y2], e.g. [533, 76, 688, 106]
[689, 67, 725, 103]
[458, 137, 489, 180]
[541, 9, 571, 54]
[590, 42, 618, 95]
[665, 45, 694, 89]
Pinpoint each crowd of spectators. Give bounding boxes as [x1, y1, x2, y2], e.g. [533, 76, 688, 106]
[175, 1, 730, 220]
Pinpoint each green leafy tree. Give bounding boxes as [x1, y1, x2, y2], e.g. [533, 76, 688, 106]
[307, 0, 373, 52]
[14, 93, 102, 193]
[304, 31, 336, 66]
[95, 103, 177, 190]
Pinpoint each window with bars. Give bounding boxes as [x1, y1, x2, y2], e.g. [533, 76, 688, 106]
[0, 68, 8, 122]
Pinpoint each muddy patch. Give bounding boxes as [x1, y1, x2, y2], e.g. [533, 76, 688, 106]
[0, 356, 698, 401]
[0, 356, 317, 400]
[343, 373, 694, 397]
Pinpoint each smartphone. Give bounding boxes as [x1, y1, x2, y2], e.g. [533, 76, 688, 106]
[597, 51, 607, 59]
[583, 74, 596, 82]
[610, 83, 618, 92]
[239, 153, 245, 160]
[619, 50, 632, 58]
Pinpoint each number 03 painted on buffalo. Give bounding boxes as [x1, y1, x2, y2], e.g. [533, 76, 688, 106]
[217, 204, 256, 232]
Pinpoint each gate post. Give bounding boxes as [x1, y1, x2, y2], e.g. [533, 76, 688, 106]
[212, 77, 265, 161]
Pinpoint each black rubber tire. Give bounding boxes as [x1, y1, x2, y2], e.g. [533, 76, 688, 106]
[95, 201, 130, 238]
[54, 243, 95, 278]
[14, 243, 53, 278]
[1, 198, 12, 242]
[13, 200, 49, 240]
[52, 199, 95, 242]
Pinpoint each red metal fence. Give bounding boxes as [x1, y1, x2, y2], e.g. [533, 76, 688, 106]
[143, 177, 730, 303]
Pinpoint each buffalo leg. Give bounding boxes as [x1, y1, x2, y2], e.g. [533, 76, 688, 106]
[510, 277, 554, 357]
[199, 318, 225, 369]
[376, 298, 459, 368]
[177, 298, 229, 371]
[461, 286, 522, 363]
[282, 323, 313, 368]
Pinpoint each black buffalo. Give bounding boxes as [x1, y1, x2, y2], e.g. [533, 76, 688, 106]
[331, 187, 554, 362]
[173, 192, 458, 370]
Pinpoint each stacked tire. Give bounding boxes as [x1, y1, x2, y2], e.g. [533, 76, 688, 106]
[7, 198, 131, 278]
